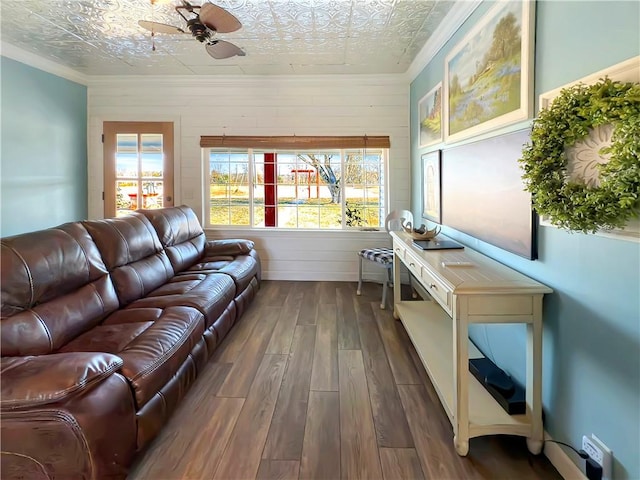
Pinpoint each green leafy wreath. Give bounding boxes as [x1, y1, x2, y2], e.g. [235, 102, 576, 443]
[519, 78, 640, 233]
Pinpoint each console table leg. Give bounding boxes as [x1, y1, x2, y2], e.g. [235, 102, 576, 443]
[454, 435, 469, 456]
[392, 250, 402, 320]
[527, 298, 544, 456]
[526, 438, 543, 455]
[454, 299, 470, 457]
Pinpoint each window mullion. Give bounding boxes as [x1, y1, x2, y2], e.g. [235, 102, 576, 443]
[340, 148, 346, 228]
[137, 134, 143, 201]
[383, 149, 389, 221]
[248, 149, 254, 227]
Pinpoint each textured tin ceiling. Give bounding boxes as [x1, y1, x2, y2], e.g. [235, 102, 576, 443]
[0, 0, 454, 75]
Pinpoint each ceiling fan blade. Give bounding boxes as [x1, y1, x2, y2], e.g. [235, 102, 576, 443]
[138, 20, 185, 34]
[206, 40, 246, 59]
[199, 3, 242, 33]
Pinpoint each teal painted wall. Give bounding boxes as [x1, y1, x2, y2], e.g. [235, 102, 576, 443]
[1, 57, 87, 236]
[410, 1, 640, 478]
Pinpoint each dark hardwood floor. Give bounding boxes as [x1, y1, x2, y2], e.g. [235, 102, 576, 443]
[128, 280, 561, 480]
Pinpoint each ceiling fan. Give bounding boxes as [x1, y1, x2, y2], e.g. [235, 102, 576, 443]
[138, 0, 245, 59]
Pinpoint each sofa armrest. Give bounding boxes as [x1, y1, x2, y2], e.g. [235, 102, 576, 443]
[205, 238, 255, 256]
[1, 352, 123, 409]
[1, 354, 137, 479]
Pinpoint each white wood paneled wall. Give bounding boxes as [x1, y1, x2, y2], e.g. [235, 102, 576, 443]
[88, 74, 410, 281]
[207, 228, 401, 282]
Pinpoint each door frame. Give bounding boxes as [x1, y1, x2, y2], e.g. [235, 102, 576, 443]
[103, 121, 174, 218]
[89, 116, 181, 220]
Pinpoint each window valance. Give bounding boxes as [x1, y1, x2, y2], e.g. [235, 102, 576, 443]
[200, 135, 390, 149]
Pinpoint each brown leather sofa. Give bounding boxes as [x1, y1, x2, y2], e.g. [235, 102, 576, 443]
[0, 205, 260, 479]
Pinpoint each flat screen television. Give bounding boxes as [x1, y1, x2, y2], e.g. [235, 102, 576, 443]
[440, 128, 537, 260]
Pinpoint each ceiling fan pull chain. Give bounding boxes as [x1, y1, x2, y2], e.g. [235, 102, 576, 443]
[150, 0, 157, 52]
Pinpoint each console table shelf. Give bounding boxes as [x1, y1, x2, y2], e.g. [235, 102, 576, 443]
[391, 231, 552, 456]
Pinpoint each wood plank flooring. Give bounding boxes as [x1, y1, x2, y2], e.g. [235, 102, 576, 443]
[128, 281, 561, 480]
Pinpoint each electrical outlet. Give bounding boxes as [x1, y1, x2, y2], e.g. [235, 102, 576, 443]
[582, 434, 612, 480]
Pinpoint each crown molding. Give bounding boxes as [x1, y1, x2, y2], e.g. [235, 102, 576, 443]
[1, 42, 89, 85]
[0, 42, 407, 87]
[405, 0, 482, 83]
[86, 72, 408, 88]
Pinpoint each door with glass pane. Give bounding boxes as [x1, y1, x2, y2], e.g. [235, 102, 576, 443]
[103, 122, 174, 218]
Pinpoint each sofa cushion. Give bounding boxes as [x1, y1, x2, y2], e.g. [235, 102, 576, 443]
[185, 254, 259, 293]
[1, 223, 120, 356]
[58, 322, 153, 355]
[127, 273, 236, 328]
[138, 206, 206, 273]
[138, 206, 260, 292]
[83, 214, 174, 306]
[59, 306, 204, 409]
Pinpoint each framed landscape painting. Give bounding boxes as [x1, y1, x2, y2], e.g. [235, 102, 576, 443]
[422, 150, 441, 223]
[418, 82, 443, 147]
[444, 0, 535, 143]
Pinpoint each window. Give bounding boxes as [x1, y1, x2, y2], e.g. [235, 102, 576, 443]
[203, 136, 388, 229]
[209, 150, 251, 225]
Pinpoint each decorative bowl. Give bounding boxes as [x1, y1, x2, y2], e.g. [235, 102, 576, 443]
[401, 221, 441, 240]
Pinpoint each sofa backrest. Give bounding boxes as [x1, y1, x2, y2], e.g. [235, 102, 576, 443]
[137, 205, 205, 273]
[1, 223, 120, 356]
[82, 213, 174, 306]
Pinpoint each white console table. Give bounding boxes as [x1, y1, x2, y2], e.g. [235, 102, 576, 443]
[391, 231, 552, 456]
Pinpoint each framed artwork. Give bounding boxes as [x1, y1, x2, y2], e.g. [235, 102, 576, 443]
[422, 150, 441, 224]
[444, 0, 535, 143]
[418, 82, 443, 147]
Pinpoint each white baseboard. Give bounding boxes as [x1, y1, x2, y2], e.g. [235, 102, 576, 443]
[262, 271, 360, 282]
[544, 432, 587, 480]
[261, 271, 413, 283]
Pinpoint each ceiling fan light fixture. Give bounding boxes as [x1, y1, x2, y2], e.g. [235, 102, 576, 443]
[139, 2, 245, 60]
[185, 19, 211, 42]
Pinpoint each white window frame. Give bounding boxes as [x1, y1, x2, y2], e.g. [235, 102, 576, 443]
[203, 147, 389, 230]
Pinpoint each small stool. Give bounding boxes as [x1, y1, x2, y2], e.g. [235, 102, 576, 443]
[356, 247, 394, 309]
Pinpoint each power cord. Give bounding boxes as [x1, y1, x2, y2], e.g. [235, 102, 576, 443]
[545, 440, 603, 480]
[545, 439, 589, 459]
